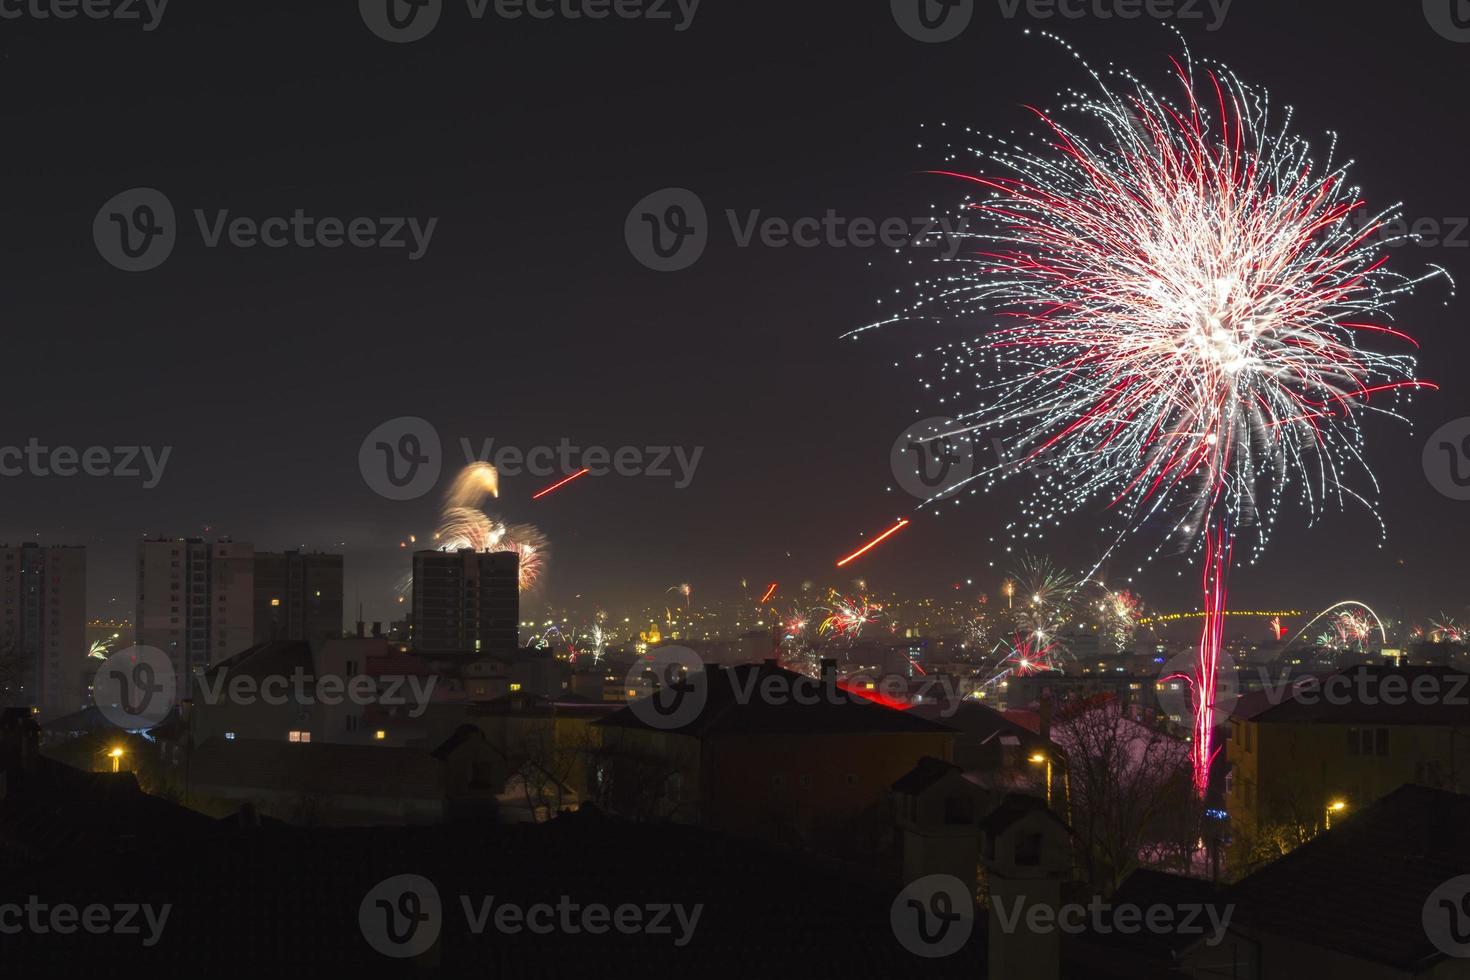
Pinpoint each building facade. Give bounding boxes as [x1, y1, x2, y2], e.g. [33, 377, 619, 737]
[411, 549, 519, 654]
[136, 537, 254, 695]
[1227, 665, 1470, 852]
[0, 544, 86, 718]
[253, 551, 344, 647]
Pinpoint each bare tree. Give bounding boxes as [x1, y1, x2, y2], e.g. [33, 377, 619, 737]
[584, 728, 693, 823]
[509, 721, 592, 822]
[1051, 695, 1198, 893]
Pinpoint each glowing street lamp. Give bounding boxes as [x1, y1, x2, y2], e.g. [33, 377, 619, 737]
[108, 747, 125, 773]
[1326, 799, 1347, 830]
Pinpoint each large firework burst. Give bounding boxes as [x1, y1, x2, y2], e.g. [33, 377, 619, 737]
[859, 34, 1448, 792]
[420, 463, 551, 593]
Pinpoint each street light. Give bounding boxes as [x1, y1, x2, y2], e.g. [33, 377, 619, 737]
[1326, 799, 1347, 830]
[108, 747, 124, 773]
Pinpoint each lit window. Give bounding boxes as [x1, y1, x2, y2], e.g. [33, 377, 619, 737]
[224, 732, 236, 740]
[375, 730, 386, 741]
[288, 731, 311, 743]
[509, 683, 523, 692]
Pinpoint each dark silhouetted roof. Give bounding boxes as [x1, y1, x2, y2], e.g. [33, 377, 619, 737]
[189, 737, 443, 802]
[1231, 666, 1470, 725]
[1224, 784, 1470, 971]
[597, 661, 956, 737]
[891, 755, 962, 794]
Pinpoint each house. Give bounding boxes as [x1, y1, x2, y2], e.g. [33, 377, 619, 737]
[185, 737, 448, 825]
[594, 659, 956, 844]
[892, 755, 993, 888]
[909, 700, 1059, 793]
[1181, 784, 1470, 979]
[980, 794, 1073, 980]
[1227, 665, 1470, 854]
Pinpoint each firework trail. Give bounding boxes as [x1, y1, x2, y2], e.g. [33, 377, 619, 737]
[856, 33, 1448, 792]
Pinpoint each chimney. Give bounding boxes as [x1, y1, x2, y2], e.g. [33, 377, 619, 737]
[356, 621, 366, 639]
[371, 621, 384, 639]
[1039, 691, 1053, 742]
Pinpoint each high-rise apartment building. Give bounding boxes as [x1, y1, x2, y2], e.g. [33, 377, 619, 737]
[0, 544, 86, 718]
[136, 537, 254, 694]
[411, 549, 519, 653]
[253, 551, 344, 648]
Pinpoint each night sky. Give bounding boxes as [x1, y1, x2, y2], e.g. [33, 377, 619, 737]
[2, 1, 1468, 626]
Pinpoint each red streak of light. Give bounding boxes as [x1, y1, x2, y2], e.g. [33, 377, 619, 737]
[532, 468, 591, 500]
[837, 678, 911, 710]
[835, 519, 911, 568]
[758, 583, 777, 604]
